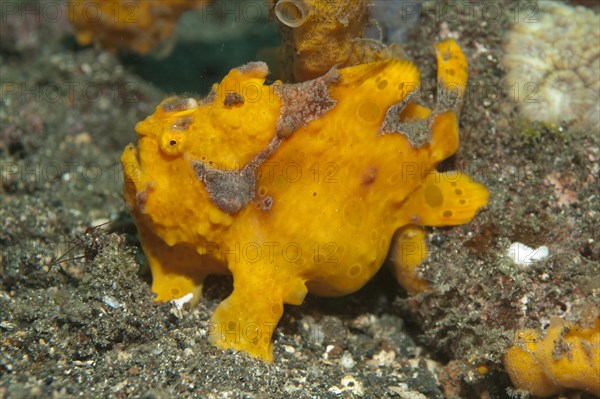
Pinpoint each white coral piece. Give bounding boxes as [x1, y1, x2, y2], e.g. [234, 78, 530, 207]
[503, 1, 600, 131]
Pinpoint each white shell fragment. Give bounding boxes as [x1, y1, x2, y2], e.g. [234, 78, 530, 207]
[275, 0, 310, 28]
[103, 296, 122, 309]
[171, 293, 194, 310]
[507, 242, 550, 266]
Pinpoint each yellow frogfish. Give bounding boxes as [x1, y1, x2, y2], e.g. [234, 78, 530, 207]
[121, 39, 489, 362]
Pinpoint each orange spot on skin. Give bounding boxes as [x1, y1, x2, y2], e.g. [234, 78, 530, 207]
[361, 166, 378, 186]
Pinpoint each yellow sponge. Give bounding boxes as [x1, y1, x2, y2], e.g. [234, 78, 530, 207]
[504, 317, 600, 397]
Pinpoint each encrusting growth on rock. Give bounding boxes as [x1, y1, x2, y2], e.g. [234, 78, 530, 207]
[68, 0, 211, 54]
[272, 0, 401, 81]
